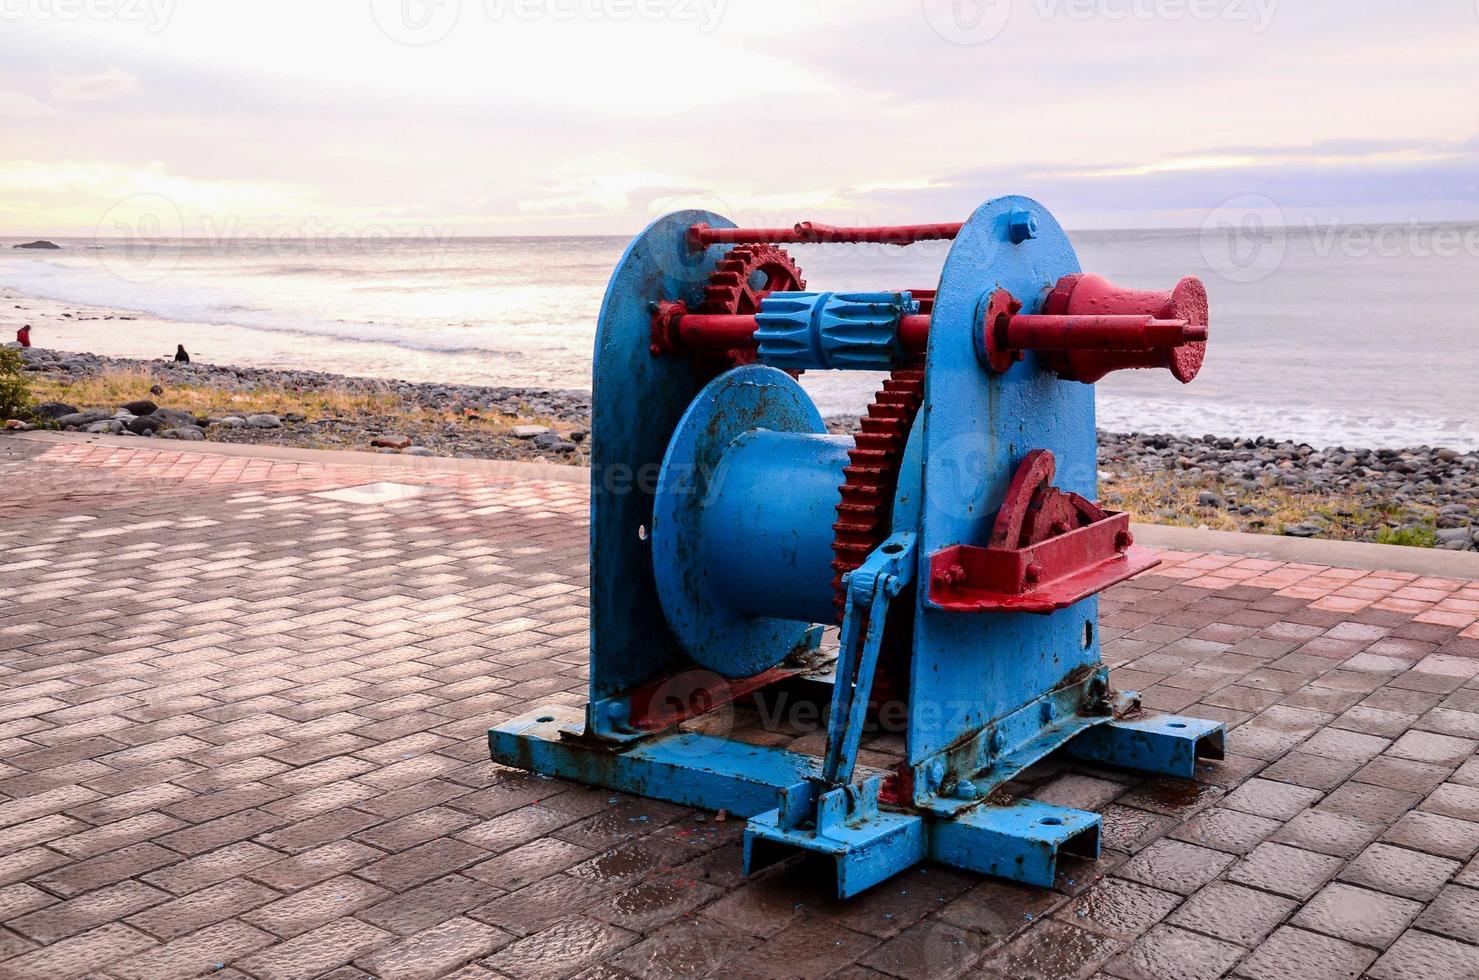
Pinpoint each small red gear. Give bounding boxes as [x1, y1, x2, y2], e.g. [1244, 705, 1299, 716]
[698, 244, 805, 317]
[830, 368, 925, 615]
[650, 244, 806, 367]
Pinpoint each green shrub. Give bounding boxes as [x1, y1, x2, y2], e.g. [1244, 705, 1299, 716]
[1374, 524, 1436, 548]
[0, 348, 33, 420]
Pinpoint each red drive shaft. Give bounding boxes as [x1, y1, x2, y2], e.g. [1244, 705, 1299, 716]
[1004, 315, 1206, 350]
[669, 313, 771, 352]
[901, 313, 1207, 355]
[653, 274, 1209, 384]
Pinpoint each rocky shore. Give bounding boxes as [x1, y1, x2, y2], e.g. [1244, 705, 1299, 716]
[1095, 432, 1478, 551]
[7, 346, 592, 463]
[6, 347, 1477, 550]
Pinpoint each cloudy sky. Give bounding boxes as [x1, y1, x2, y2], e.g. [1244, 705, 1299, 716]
[2, 0, 1477, 236]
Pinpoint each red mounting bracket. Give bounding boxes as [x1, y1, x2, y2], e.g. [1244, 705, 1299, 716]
[927, 449, 1158, 614]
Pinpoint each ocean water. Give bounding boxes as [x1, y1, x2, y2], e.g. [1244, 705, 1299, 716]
[2, 226, 1476, 450]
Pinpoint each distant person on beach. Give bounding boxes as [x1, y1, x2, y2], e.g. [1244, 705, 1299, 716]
[16, 326, 29, 347]
[174, 344, 190, 363]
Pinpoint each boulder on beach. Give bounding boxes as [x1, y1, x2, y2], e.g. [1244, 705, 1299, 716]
[126, 414, 167, 435]
[120, 399, 158, 416]
[153, 408, 197, 428]
[371, 434, 411, 449]
[160, 425, 206, 441]
[12, 240, 60, 250]
[245, 413, 281, 428]
[34, 401, 78, 421]
[54, 410, 112, 429]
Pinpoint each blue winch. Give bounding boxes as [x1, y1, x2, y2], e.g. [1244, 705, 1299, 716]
[489, 196, 1223, 897]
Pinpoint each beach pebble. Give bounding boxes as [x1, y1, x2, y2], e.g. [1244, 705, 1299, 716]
[245, 413, 281, 428]
[210, 416, 246, 428]
[1282, 522, 1322, 538]
[371, 435, 411, 449]
[84, 420, 124, 435]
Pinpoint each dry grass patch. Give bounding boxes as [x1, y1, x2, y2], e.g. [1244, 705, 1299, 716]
[29, 366, 564, 436]
[1102, 470, 1418, 543]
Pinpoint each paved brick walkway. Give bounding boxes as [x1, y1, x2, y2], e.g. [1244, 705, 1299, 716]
[2, 436, 1477, 980]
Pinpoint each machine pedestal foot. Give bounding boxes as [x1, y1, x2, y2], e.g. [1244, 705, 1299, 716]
[932, 799, 1101, 887]
[1064, 713, 1225, 779]
[489, 706, 825, 818]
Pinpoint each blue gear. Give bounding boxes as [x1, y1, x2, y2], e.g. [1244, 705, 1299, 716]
[754, 291, 918, 370]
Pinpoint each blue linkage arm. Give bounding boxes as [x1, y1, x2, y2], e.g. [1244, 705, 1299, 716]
[820, 533, 917, 787]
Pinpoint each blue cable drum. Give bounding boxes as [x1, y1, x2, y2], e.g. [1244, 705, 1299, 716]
[651, 365, 845, 678]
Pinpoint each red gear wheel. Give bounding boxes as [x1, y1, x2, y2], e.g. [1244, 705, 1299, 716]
[830, 368, 926, 615]
[698, 244, 806, 316]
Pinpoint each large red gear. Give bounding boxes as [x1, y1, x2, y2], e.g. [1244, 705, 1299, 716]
[830, 369, 925, 615]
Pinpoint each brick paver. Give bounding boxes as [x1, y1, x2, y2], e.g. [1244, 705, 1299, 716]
[3, 436, 1478, 978]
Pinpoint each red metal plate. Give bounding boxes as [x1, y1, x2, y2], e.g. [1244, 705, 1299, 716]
[927, 512, 1158, 614]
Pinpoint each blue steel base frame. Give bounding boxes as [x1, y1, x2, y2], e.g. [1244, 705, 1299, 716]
[489, 700, 1223, 898]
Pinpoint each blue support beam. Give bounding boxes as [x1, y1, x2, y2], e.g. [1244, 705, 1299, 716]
[1064, 713, 1226, 779]
[489, 707, 822, 818]
[746, 780, 928, 899]
[932, 799, 1101, 887]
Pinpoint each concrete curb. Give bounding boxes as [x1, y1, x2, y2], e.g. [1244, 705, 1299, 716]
[6, 429, 589, 484]
[1130, 522, 1479, 578]
[10, 430, 1479, 578]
